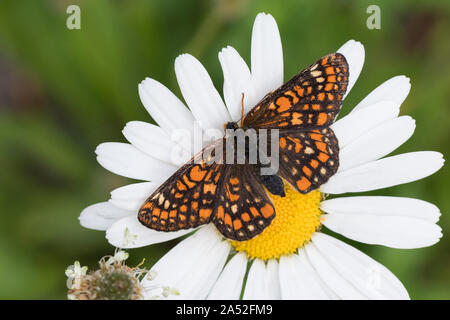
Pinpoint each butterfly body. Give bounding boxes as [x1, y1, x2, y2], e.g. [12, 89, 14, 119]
[138, 53, 349, 241]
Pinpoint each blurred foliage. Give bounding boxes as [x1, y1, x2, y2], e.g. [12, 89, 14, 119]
[0, 0, 449, 299]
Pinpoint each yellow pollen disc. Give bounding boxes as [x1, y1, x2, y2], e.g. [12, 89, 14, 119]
[231, 184, 322, 261]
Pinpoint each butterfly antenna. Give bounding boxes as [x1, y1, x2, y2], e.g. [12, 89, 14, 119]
[240, 92, 245, 127]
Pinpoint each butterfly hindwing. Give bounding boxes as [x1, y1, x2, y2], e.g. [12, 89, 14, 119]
[243, 53, 349, 130]
[212, 164, 275, 241]
[277, 128, 339, 194]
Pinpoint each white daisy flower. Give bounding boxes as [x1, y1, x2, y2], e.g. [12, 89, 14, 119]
[79, 13, 444, 300]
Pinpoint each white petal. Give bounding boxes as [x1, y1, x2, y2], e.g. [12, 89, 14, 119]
[337, 40, 365, 98]
[109, 182, 159, 211]
[265, 259, 281, 299]
[242, 259, 265, 300]
[207, 253, 247, 300]
[321, 196, 442, 248]
[106, 215, 195, 248]
[309, 233, 409, 299]
[321, 196, 441, 223]
[321, 151, 444, 194]
[79, 202, 134, 231]
[122, 121, 182, 164]
[338, 116, 416, 171]
[95, 142, 177, 181]
[332, 100, 400, 148]
[351, 76, 411, 113]
[279, 251, 336, 299]
[175, 54, 230, 131]
[142, 225, 230, 299]
[251, 13, 283, 100]
[219, 46, 257, 120]
[243, 259, 281, 299]
[138, 78, 195, 135]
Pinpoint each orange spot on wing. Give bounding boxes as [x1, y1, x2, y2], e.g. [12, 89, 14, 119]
[302, 166, 312, 177]
[325, 66, 334, 75]
[224, 214, 232, 226]
[276, 96, 292, 112]
[169, 210, 177, 218]
[217, 205, 225, 219]
[190, 166, 207, 182]
[296, 177, 311, 191]
[160, 211, 168, 220]
[229, 177, 239, 185]
[233, 219, 243, 230]
[203, 183, 217, 194]
[260, 204, 274, 218]
[200, 208, 212, 219]
[279, 137, 287, 149]
[284, 91, 299, 104]
[182, 175, 195, 188]
[250, 207, 260, 217]
[316, 141, 328, 153]
[317, 113, 327, 125]
[241, 212, 251, 222]
[318, 152, 330, 162]
[310, 159, 319, 168]
[310, 133, 322, 141]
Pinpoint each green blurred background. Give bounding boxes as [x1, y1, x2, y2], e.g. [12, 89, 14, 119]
[0, 0, 448, 299]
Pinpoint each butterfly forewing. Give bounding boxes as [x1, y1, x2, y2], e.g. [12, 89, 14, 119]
[243, 53, 349, 129]
[138, 142, 224, 231]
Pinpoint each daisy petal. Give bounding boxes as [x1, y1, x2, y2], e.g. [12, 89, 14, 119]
[321, 196, 441, 223]
[321, 151, 444, 194]
[331, 100, 400, 148]
[279, 251, 336, 299]
[109, 182, 159, 211]
[219, 46, 257, 120]
[351, 76, 411, 113]
[242, 259, 265, 300]
[243, 259, 281, 299]
[138, 78, 195, 135]
[207, 253, 247, 300]
[175, 54, 230, 131]
[338, 116, 416, 171]
[79, 202, 134, 231]
[122, 121, 179, 164]
[265, 259, 281, 299]
[106, 215, 195, 248]
[321, 196, 442, 248]
[251, 13, 283, 100]
[95, 142, 177, 181]
[337, 40, 365, 98]
[142, 225, 230, 299]
[309, 233, 409, 299]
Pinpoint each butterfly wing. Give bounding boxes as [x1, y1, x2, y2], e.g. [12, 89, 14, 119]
[138, 140, 224, 231]
[138, 139, 275, 241]
[243, 53, 349, 129]
[212, 164, 275, 241]
[277, 128, 339, 193]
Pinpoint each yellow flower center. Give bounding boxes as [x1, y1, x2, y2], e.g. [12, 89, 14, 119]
[231, 184, 322, 261]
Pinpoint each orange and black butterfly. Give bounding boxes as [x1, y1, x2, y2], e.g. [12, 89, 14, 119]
[138, 53, 348, 241]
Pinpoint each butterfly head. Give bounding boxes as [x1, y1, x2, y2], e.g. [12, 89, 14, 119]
[225, 121, 239, 130]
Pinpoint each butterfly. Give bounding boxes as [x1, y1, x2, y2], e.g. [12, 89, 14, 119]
[138, 53, 348, 241]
